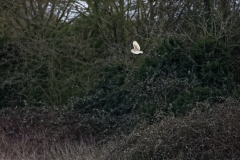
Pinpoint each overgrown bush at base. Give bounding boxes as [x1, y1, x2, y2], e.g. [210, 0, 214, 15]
[107, 99, 240, 160]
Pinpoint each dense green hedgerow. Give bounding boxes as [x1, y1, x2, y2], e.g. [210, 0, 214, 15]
[75, 36, 237, 121]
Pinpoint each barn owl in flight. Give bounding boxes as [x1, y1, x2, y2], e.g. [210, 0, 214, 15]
[131, 41, 143, 54]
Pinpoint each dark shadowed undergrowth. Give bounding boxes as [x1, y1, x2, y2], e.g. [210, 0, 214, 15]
[0, 105, 136, 144]
[1, 98, 240, 159]
[0, 105, 109, 160]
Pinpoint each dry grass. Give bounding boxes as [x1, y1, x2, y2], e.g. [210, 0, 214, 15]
[0, 133, 107, 160]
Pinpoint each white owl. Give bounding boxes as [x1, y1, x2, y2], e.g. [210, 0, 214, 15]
[131, 41, 143, 54]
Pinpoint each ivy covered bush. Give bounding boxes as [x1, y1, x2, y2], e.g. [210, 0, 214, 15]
[75, 36, 238, 122]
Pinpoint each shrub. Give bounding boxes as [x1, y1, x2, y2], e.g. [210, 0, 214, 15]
[108, 99, 240, 159]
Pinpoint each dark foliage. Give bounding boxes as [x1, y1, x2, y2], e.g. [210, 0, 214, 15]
[109, 99, 240, 160]
[75, 37, 238, 119]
